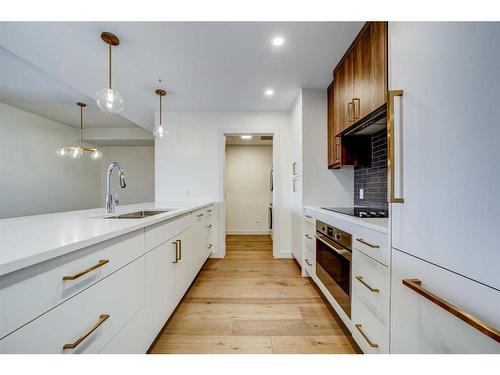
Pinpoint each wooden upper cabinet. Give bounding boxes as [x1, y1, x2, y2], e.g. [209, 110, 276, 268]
[353, 22, 387, 121]
[333, 21, 387, 136]
[327, 82, 336, 167]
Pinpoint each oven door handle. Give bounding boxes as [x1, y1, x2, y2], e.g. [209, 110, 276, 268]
[315, 234, 352, 261]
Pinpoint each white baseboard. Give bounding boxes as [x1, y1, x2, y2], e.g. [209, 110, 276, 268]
[226, 230, 271, 235]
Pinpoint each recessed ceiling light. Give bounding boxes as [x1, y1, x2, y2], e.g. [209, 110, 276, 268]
[241, 135, 252, 139]
[272, 36, 285, 47]
[265, 89, 274, 96]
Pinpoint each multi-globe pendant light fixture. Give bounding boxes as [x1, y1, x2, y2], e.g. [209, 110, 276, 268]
[57, 102, 102, 160]
[96, 32, 124, 114]
[153, 80, 167, 139]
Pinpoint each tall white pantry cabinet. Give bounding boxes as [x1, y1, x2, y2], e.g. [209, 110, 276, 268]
[388, 22, 500, 353]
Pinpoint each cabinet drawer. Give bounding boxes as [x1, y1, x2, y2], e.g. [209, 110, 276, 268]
[0, 230, 143, 339]
[391, 249, 500, 353]
[304, 229, 315, 253]
[352, 249, 390, 324]
[303, 248, 315, 276]
[353, 226, 389, 266]
[352, 296, 389, 354]
[145, 214, 193, 251]
[303, 208, 315, 225]
[0, 256, 145, 353]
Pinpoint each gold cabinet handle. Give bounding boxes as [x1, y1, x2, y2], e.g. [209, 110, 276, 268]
[63, 314, 109, 350]
[305, 234, 313, 240]
[354, 324, 379, 348]
[63, 260, 109, 281]
[356, 238, 380, 248]
[304, 259, 312, 266]
[355, 276, 380, 293]
[353, 98, 360, 120]
[304, 214, 313, 219]
[292, 162, 298, 175]
[207, 224, 213, 229]
[177, 239, 182, 260]
[387, 90, 404, 203]
[207, 244, 213, 249]
[196, 213, 204, 218]
[347, 102, 354, 122]
[207, 209, 212, 213]
[172, 241, 179, 263]
[403, 279, 500, 343]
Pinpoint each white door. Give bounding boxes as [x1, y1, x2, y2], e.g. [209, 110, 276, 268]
[388, 22, 500, 289]
[145, 241, 177, 338]
[174, 228, 196, 301]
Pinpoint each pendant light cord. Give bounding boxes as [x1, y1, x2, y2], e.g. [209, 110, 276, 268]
[108, 43, 112, 89]
[80, 105, 83, 148]
[160, 94, 162, 125]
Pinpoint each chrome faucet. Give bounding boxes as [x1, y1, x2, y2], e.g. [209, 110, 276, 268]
[105, 161, 126, 214]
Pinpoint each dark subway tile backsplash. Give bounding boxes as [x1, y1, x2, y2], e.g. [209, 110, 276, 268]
[354, 129, 388, 209]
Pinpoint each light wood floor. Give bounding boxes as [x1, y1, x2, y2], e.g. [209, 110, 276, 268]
[149, 235, 361, 354]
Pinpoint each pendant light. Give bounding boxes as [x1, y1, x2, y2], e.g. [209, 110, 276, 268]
[96, 32, 124, 114]
[153, 80, 167, 139]
[57, 102, 102, 160]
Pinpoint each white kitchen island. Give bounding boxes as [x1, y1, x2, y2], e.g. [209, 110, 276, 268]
[0, 202, 217, 353]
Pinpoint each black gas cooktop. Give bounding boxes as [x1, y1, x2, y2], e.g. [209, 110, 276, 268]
[321, 207, 388, 218]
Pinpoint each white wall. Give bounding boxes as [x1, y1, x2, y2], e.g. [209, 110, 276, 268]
[99, 146, 155, 206]
[155, 110, 292, 258]
[0, 102, 101, 218]
[225, 145, 273, 235]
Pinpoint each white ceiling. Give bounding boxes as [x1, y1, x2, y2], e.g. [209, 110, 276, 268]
[0, 22, 363, 131]
[0, 47, 138, 129]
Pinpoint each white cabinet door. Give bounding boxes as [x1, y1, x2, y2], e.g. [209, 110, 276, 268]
[389, 22, 500, 289]
[391, 249, 500, 353]
[173, 228, 196, 301]
[145, 240, 177, 340]
[290, 177, 303, 262]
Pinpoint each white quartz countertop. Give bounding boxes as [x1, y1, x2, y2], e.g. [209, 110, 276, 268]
[304, 205, 389, 233]
[0, 201, 213, 277]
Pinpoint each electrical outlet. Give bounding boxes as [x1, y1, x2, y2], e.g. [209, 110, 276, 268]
[359, 188, 364, 200]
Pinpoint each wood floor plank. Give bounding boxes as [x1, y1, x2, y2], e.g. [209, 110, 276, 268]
[149, 234, 361, 354]
[151, 335, 272, 354]
[271, 336, 357, 354]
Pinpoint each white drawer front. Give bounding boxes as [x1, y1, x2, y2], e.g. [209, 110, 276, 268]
[303, 208, 315, 225]
[303, 229, 315, 253]
[352, 249, 390, 325]
[145, 214, 193, 251]
[0, 256, 145, 354]
[303, 247, 315, 276]
[352, 296, 389, 354]
[0, 231, 143, 339]
[353, 226, 389, 266]
[391, 249, 500, 353]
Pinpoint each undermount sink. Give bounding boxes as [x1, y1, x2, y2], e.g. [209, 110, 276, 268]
[105, 210, 173, 219]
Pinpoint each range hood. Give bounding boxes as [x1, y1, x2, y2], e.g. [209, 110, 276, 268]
[342, 104, 387, 136]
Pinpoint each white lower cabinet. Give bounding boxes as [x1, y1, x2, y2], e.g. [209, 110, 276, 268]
[0, 257, 145, 354]
[352, 296, 389, 354]
[390, 249, 500, 353]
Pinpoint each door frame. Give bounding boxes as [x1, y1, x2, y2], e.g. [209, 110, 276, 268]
[216, 129, 279, 258]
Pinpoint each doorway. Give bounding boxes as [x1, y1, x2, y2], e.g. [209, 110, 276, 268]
[223, 134, 274, 257]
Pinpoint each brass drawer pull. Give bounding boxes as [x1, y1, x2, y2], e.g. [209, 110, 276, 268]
[292, 162, 298, 175]
[355, 276, 380, 293]
[403, 279, 500, 343]
[387, 90, 404, 204]
[63, 260, 109, 281]
[347, 102, 354, 122]
[172, 241, 179, 263]
[305, 259, 312, 266]
[177, 239, 182, 260]
[304, 214, 313, 219]
[63, 314, 109, 350]
[196, 213, 204, 218]
[207, 209, 212, 213]
[356, 238, 380, 248]
[207, 224, 213, 229]
[207, 244, 213, 249]
[305, 234, 313, 240]
[355, 324, 379, 348]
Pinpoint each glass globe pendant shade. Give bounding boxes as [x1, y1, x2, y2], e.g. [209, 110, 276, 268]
[96, 88, 124, 114]
[71, 147, 83, 159]
[91, 150, 103, 160]
[56, 147, 67, 157]
[153, 124, 166, 139]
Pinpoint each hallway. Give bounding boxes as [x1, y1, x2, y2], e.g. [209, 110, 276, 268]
[150, 235, 360, 354]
